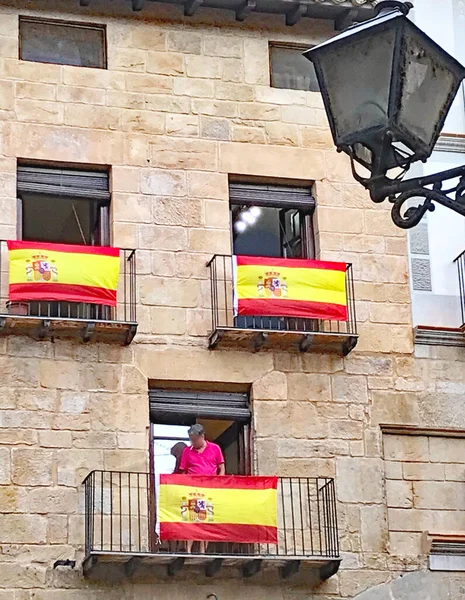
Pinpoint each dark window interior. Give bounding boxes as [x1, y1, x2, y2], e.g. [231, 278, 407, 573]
[20, 17, 106, 68]
[270, 43, 319, 92]
[21, 194, 109, 246]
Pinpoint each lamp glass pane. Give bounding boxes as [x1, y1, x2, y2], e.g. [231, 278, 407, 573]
[398, 32, 458, 148]
[318, 27, 396, 144]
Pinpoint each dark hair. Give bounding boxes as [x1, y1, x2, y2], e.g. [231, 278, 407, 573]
[188, 424, 205, 436]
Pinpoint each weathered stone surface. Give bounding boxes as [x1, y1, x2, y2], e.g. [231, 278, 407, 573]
[386, 480, 413, 508]
[252, 371, 287, 401]
[0, 514, 47, 543]
[336, 458, 384, 503]
[332, 375, 369, 404]
[12, 449, 53, 486]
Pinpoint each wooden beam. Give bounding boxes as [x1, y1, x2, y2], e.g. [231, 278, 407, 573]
[242, 559, 262, 578]
[205, 558, 223, 577]
[132, 0, 146, 10]
[286, 3, 305, 26]
[167, 556, 185, 577]
[236, 0, 256, 21]
[184, 0, 203, 16]
[279, 560, 300, 579]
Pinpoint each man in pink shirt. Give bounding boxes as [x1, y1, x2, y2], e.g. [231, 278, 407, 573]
[179, 424, 225, 553]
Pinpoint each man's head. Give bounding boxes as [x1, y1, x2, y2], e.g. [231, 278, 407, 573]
[188, 423, 206, 449]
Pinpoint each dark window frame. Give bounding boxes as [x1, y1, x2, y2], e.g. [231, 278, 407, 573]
[16, 163, 111, 246]
[229, 182, 316, 260]
[19, 15, 107, 69]
[269, 41, 319, 93]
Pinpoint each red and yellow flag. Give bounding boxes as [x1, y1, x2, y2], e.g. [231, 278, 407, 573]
[233, 255, 347, 321]
[159, 475, 278, 544]
[7, 241, 120, 306]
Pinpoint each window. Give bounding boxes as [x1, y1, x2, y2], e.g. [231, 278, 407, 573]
[17, 165, 110, 246]
[230, 182, 316, 331]
[270, 43, 319, 92]
[230, 182, 315, 260]
[149, 388, 252, 553]
[19, 17, 106, 69]
[13, 165, 111, 319]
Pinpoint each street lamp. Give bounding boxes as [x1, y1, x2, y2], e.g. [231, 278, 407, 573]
[304, 0, 465, 229]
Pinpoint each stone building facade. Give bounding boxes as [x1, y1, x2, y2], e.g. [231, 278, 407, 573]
[0, 0, 465, 598]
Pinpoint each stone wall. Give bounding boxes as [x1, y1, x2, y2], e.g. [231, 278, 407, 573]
[0, 0, 464, 598]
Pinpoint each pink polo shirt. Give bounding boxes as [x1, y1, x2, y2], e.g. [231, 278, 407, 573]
[179, 442, 224, 475]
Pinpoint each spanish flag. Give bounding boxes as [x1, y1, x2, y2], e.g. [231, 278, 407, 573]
[7, 241, 120, 306]
[159, 475, 278, 544]
[233, 255, 347, 321]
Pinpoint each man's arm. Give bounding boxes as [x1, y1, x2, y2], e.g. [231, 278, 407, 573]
[218, 462, 226, 476]
[178, 447, 188, 474]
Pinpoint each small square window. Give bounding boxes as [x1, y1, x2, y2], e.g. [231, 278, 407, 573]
[19, 17, 106, 69]
[270, 43, 319, 92]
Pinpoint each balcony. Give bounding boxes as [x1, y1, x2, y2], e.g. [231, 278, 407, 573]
[0, 241, 137, 345]
[83, 471, 340, 583]
[456, 249, 465, 331]
[207, 254, 358, 355]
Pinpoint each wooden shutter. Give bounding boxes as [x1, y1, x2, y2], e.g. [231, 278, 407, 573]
[149, 389, 251, 423]
[17, 165, 110, 201]
[229, 182, 315, 211]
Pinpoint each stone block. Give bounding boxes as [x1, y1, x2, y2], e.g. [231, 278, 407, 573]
[173, 252, 208, 278]
[104, 449, 148, 472]
[14, 388, 57, 411]
[445, 463, 465, 481]
[136, 346, 273, 384]
[150, 137, 217, 170]
[57, 449, 104, 487]
[239, 102, 280, 121]
[203, 199, 230, 229]
[80, 364, 120, 392]
[277, 458, 335, 478]
[186, 55, 222, 79]
[317, 207, 364, 234]
[153, 196, 202, 226]
[429, 437, 465, 463]
[16, 81, 56, 101]
[278, 438, 349, 459]
[188, 171, 228, 200]
[39, 360, 79, 391]
[402, 462, 445, 481]
[332, 375, 368, 404]
[328, 420, 363, 440]
[360, 254, 408, 284]
[361, 505, 387, 552]
[129, 27, 166, 51]
[140, 169, 186, 196]
[287, 373, 331, 401]
[265, 122, 300, 146]
[90, 393, 148, 433]
[23, 487, 78, 514]
[122, 110, 165, 135]
[125, 73, 172, 94]
[140, 225, 187, 251]
[47, 515, 68, 544]
[0, 561, 46, 587]
[232, 125, 266, 144]
[140, 277, 200, 308]
[244, 38, 269, 85]
[166, 114, 199, 136]
[201, 116, 230, 140]
[186, 308, 209, 336]
[0, 356, 40, 387]
[173, 77, 214, 98]
[146, 51, 184, 75]
[167, 31, 202, 54]
[64, 104, 120, 130]
[386, 480, 413, 508]
[371, 391, 420, 426]
[117, 432, 148, 450]
[12, 449, 53, 486]
[389, 531, 423, 556]
[0, 447, 9, 484]
[72, 432, 117, 449]
[301, 126, 334, 148]
[344, 356, 393, 376]
[215, 82, 255, 102]
[110, 48, 146, 71]
[252, 371, 287, 401]
[204, 36, 242, 58]
[336, 457, 384, 503]
[56, 85, 105, 105]
[219, 142, 324, 180]
[39, 431, 72, 449]
[254, 401, 327, 439]
[0, 430, 37, 445]
[338, 570, 389, 598]
[369, 303, 411, 325]
[0, 486, 21, 512]
[189, 228, 230, 254]
[383, 434, 428, 462]
[255, 438, 277, 475]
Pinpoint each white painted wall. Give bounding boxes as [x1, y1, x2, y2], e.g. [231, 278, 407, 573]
[407, 0, 465, 328]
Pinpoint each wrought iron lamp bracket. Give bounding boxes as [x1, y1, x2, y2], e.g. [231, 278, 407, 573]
[343, 144, 465, 229]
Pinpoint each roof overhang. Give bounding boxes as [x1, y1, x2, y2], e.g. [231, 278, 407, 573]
[83, 0, 378, 28]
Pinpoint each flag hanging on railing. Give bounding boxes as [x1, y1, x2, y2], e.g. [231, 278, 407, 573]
[233, 255, 348, 321]
[7, 241, 120, 306]
[159, 475, 278, 544]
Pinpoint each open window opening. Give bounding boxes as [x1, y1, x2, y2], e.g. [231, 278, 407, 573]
[149, 387, 252, 555]
[230, 182, 316, 331]
[13, 164, 111, 320]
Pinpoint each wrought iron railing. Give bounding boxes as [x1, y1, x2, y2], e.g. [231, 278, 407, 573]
[207, 254, 357, 337]
[83, 471, 339, 559]
[0, 241, 136, 324]
[455, 249, 465, 328]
